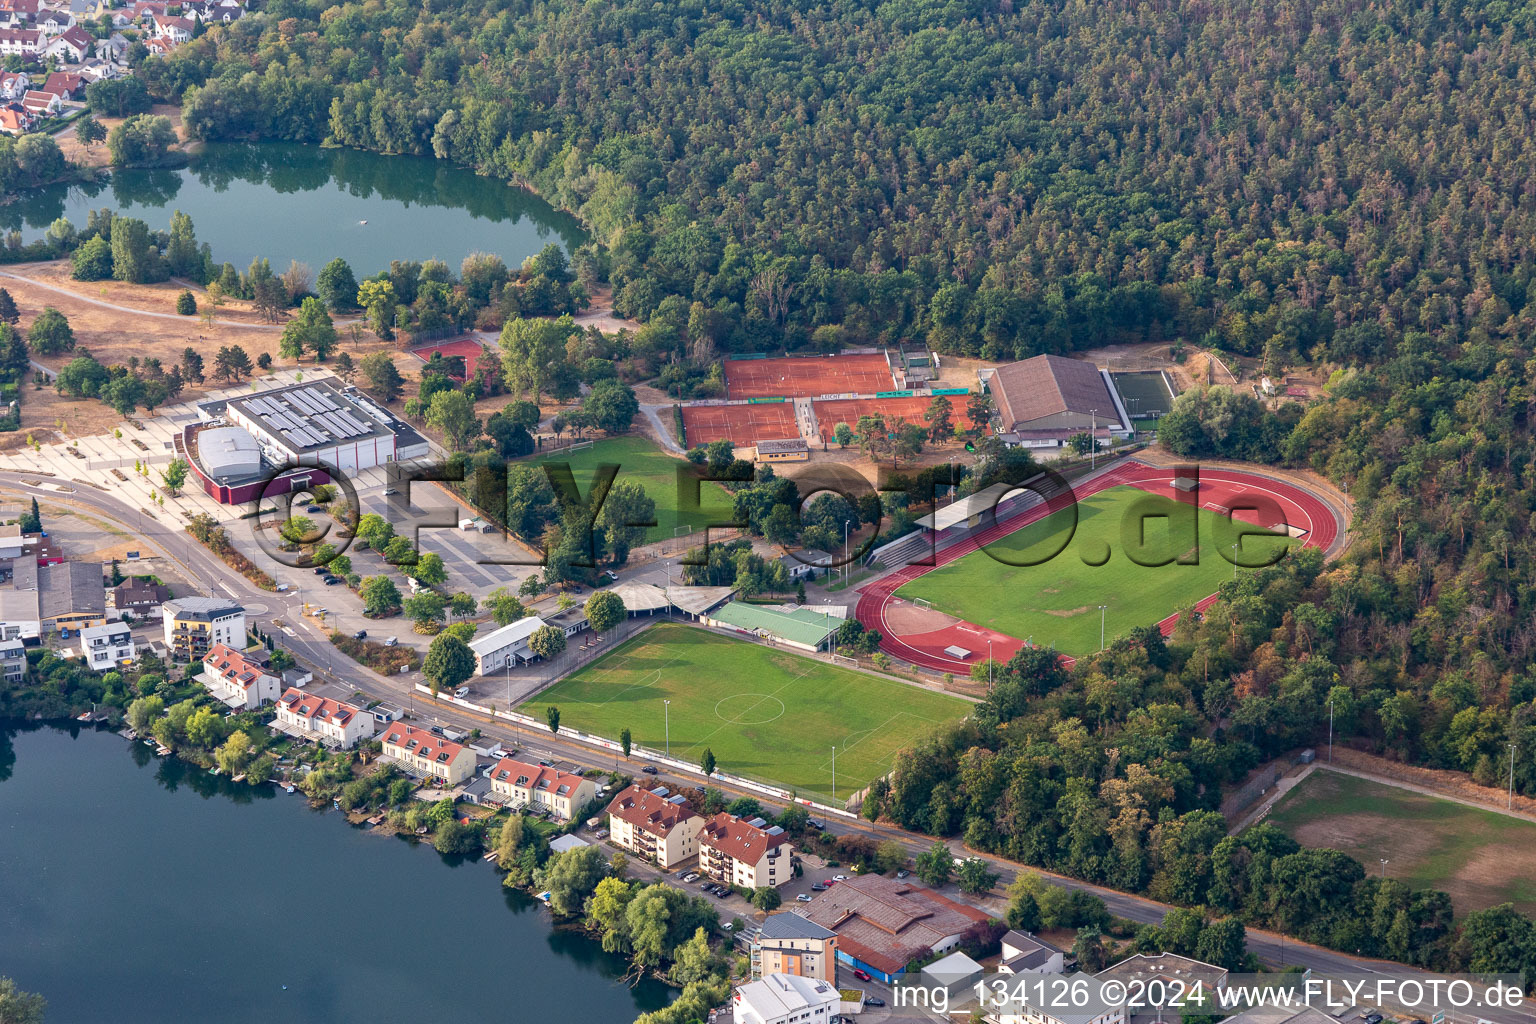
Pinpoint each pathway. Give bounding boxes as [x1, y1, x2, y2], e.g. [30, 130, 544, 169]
[0, 270, 289, 331]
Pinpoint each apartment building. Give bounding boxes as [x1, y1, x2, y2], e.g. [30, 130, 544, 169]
[699, 813, 793, 889]
[78, 621, 135, 672]
[732, 973, 838, 1024]
[750, 913, 837, 982]
[484, 757, 597, 820]
[379, 723, 476, 785]
[0, 637, 26, 684]
[274, 688, 375, 749]
[605, 784, 704, 869]
[163, 597, 246, 659]
[202, 643, 279, 711]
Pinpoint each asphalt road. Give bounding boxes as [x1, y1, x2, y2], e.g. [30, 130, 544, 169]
[8, 468, 1533, 1024]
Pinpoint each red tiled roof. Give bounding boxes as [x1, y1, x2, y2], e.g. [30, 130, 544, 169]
[204, 642, 271, 690]
[606, 784, 699, 837]
[380, 723, 467, 767]
[486, 756, 587, 800]
[699, 812, 787, 865]
[277, 687, 359, 728]
[797, 876, 989, 976]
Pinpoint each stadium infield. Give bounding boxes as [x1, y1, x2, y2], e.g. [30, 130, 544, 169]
[526, 436, 733, 544]
[1265, 768, 1536, 914]
[520, 622, 970, 801]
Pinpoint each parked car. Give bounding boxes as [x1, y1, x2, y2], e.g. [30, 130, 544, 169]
[275, 583, 290, 592]
[323, 575, 342, 585]
[383, 637, 398, 647]
[807, 819, 825, 830]
[382, 487, 399, 496]
[601, 570, 619, 582]
[832, 874, 848, 881]
[796, 894, 814, 903]
[852, 969, 872, 983]
[682, 872, 700, 883]
[453, 687, 469, 698]
[305, 504, 323, 513]
[721, 921, 733, 932]
[895, 869, 910, 879]
[810, 883, 829, 891]
[430, 725, 445, 736]
[864, 998, 885, 1007]
[1362, 1015, 1383, 1024]
[353, 630, 368, 640]
[640, 765, 658, 774]
[313, 567, 329, 576]
[820, 879, 836, 887]
[594, 828, 609, 839]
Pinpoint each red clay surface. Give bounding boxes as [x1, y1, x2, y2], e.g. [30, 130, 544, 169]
[410, 338, 493, 379]
[856, 460, 1342, 673]
[725, 353, 895, 400]
[812, 395, 990, 443]
[680, 402, 799, 446]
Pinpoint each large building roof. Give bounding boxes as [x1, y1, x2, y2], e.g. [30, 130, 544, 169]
[796, 875, 989, 976]
[277, 687, 363, 729]
[606, 784, 699, 837]
[468, 615, 548, 657]
[195, 425, 263, 481]
[988, 354, 1123, 432]
[164, 596, 244, 621]
[486, 756, 589, 801]
[699, 812, 788, 864]
[203, 643, 272, 690]
[379, 722, 468, 767]
[217, 378, 424, 456]
[38, 561, 105, 620]
[757, 912, 836, 942]
[733, 973, 838, 1022]
[708, 601, 838, 648]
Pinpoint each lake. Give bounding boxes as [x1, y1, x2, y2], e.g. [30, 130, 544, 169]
[0, 724, 670, 1024]
[0, 142, 585, 276]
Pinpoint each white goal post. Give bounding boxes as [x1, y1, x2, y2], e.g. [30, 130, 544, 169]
[913, 597, 932, 610]
[830, 653, 859, 668]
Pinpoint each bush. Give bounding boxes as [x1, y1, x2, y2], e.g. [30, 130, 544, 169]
[176, 291, 197, 315]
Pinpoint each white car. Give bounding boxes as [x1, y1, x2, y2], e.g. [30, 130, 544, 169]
[796, 894, 813, 902]
[453, 686, 469, 698]
[384, 637, 398, 647]
[832, 874, 848, 881]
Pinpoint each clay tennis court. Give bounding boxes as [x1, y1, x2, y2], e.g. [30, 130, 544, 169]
[812, 395, 983, 441]
[409, 337, 492, 377]
[725, 352, 895, 399]
[680, 402, 799, 446]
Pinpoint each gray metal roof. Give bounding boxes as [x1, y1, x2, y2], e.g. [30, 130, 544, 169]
[196, 425, 262, 480]
[988, 354, 1122, 432]
[759, 912, 836, 941]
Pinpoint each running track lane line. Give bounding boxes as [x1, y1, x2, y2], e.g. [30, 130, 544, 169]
[856, 462, 1338, 673]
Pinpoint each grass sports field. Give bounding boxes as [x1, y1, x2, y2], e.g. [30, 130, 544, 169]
[521, 623, 969, 801]
[895, 485, 1296, 656]
[1265, 769, 1536, 914]
[529, 436, 733, 544]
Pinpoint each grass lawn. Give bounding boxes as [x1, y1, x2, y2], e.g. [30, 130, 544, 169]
[1265, 769, 1536, 914]
[895, 485, 1296, 656]
[529, 436, 734, 545]
[520, 623, 970, 802]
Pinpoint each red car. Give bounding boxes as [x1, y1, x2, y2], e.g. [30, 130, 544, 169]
[852, 968, 872, 983]
[821, 879, 836, 886]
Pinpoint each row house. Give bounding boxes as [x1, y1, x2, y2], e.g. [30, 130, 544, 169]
[699, 813, 794, 890]
[0, 27, 42, 56]
[274, 688, 375, 749]
[484, 757, 596, 820]
[378, 723, 476, 785]
[605, 784, 703, 869]
[201, 642, 279, 711]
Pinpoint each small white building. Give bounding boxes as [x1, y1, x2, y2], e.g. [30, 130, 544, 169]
[0, 589, 40, 642]
[201, 642, 280, 711]
[273, 687, 375, 748]
[0, 524, 37, 562]
[732, 973, 839, 1024]
[78, 621, 135, 672]
[0, 637, 26, 685]
[998, 930, 1066, 975]
[468, 615, 550, 674]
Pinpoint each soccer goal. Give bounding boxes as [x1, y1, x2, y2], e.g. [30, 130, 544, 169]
[830, 653, 859, 668]
[913, 597, 933, 610]
[566, 439, 595, 453]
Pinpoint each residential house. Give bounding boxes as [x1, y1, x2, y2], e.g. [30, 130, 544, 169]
[484, 756, 597, 819]
[605, 784, 704, 869]
[795, 874, 991, 983]
[90, 35, 126, 62]
[0, 70, 29, 100]
[44, 25, 92, 61]
[162, 596, 246, 659]
[779, 549, 834, 581]
[378, 722, 475, 785]
[998, 930, 1067, 975]
[0, 27, 42, 56]
[142, 36, 173, 55]
[41, 71, 84, 99]
[109, 10, 132, 29]
[731, 973, 839, 1024]
[750, 913, 838, 982]
[274, 687, 375, 748]
[467, 615, 550, 675]
[0, 637, 26, 684]
[21, 89, 62, 117]
[0, 0, 40, 21]
[0, 107, 28, 136]
[0, 589, 39, 641]
[78, 621, 135, 671]
[151, 13, 192, 41]
[698, 813, 793, 889]
[202, 642, 279, 710]
[113, 578, 171, 618]
[33, 10, 71, 37]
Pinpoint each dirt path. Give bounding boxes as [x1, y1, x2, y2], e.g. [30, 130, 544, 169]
[0, 269, 289, 331]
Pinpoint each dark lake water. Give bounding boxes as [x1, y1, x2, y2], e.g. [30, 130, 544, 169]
[0, 142, 585, 276]
[0, 723, 669, 1024]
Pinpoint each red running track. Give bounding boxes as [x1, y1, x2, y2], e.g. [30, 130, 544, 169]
[854, 460, 1341, 673]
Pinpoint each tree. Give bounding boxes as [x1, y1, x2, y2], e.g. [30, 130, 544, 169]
[56, 354, 109, 398]
[424, 632, 475, 693]
[106, 113, 176, 167]
[529, 624, 567, 660]
[175, 290, 197, 316]
[333, 350, 356, 382]
[279, 297, 337, 362]
[956, 857, 1000, 894]
[876, 840, 908, 875]
[750, 886, 782, 911]
[499, 314, 580, 399]
[546, 705, 561, 733]
[408, 551, 448, 587]
[85, 75, 149, 117]
[357, 278, 397, 338]
[161, 458, 188, 495]
[0, 288, 16, 325]
[924, 396, 954, 442]
[584, 590, 625, 636]
[403, 590, 446, 626]
[586, 875, 637, 953]
[27, 307, 73, 355]
[184, 706, 226, 748]
[0, 977, 46, 1024]
[699, 747, 717, 776]
[539, 844, 610, 917]
[180, 347, 205, 383]
[358, 352, 404, 402]
[1073, 927, 1108, 973]
[213, 345, 252, 382]
[78, 116, 107, 150]
[915, 841, 953, 887]
[215, 730, 252, 774]
[359, 576, 402, 616]
[597, 480, 656, 566]
[317, 258, 359, 311]
[71, 235, 113, 280]
[19, 497, 39, 534]
[426, 389, 480, 450]
[620, 727, 632, 758]
[126, 694, 164, 734]
[582, 379, 639, 434]
[482, 588, 526, 626]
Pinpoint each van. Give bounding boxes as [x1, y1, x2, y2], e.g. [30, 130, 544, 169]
[453, 686, 469, 698]
[275, 583, 290, 592]
[383, 637, 398, 647]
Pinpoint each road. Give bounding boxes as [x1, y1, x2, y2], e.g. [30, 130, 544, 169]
[7, 468, 1533, 1023]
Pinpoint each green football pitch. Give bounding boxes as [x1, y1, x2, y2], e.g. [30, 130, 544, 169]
[520, 623, 970, 801]
[895, 485, 1296, 656]
[529, 436, 733, 544]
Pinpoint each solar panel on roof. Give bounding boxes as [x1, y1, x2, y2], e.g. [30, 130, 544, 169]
[306, 387, 338, 411]
[335, 410, 366, 433]
[288, 391, 319, 414]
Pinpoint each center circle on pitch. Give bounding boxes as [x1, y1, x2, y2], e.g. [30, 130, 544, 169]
[714, 694, 787, 725]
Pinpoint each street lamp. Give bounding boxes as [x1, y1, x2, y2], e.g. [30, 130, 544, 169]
[664, 699, 671, 758]
[1098, 605, 1107, 652]
[1327, 694, 1335, 764]
[1231, 542, 1240, 579]
[831, 745, 837, 803]
[1090, 408, 1097, 470]
[843, 520, 851, 584]
[1510, 742, 1518, 810]
[1379, 858, 1390, 877]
